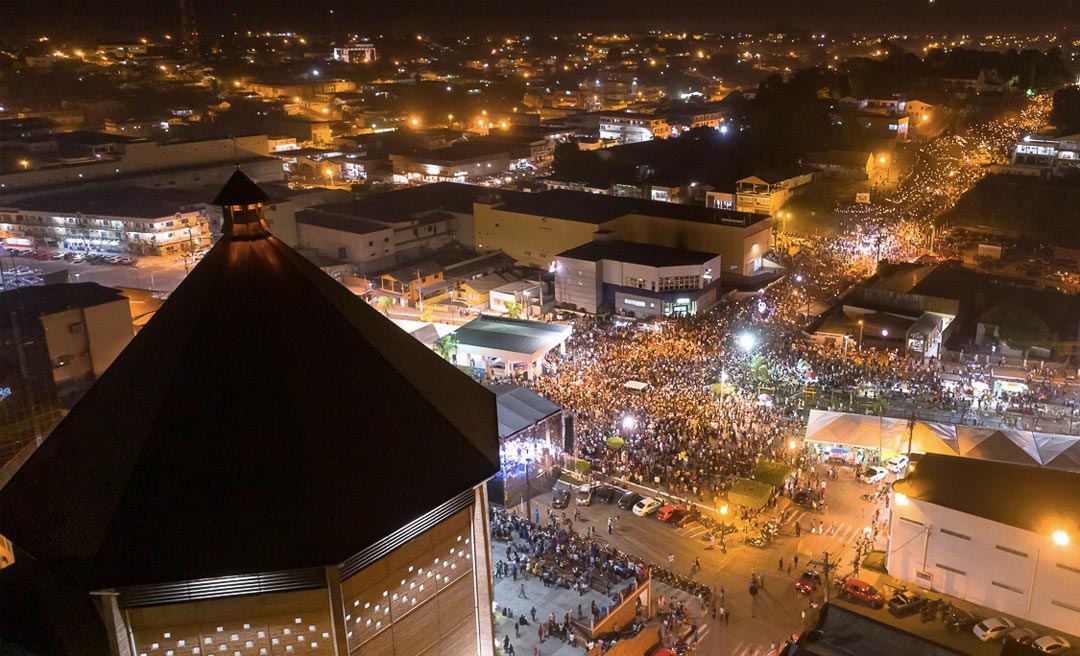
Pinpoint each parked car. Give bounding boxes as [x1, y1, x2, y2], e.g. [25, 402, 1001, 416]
[795, 570, 823, 594]
[655, 503, 686, 522]
[860, 466, 889, 485]
[973, 617, 1015, 641]
[885, 455, 910, 473]
[673, 510, 701, 528]
[594, 485, 617, 504]
[1005, 628, 1039, 646]
[632, 497, 661, 517]
[552, 489, 571, 509]
[943, 608, 979, 633]
[617, 491, 642, 510]
[839, 579, 885, 608]
[576, 484, 594, 506]
[1033, 636, 1071, 654]
[887, 590, 925, 617]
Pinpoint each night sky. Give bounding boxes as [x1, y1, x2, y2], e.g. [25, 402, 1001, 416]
[0, 0, 1078, 41]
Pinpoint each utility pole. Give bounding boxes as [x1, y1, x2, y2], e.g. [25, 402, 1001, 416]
[807, 551, 837, 602]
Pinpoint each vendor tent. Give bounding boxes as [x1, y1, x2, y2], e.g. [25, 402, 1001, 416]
[805, 410, 1080, 472]
[624, 380, 649, 391]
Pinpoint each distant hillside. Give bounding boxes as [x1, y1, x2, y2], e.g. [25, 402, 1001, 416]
[942, 173, 1080, 248]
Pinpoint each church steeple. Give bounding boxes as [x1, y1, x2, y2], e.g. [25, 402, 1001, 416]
[212, 170, 272, 240]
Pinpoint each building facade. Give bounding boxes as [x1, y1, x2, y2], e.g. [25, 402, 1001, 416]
[889, 455, 1080, 635]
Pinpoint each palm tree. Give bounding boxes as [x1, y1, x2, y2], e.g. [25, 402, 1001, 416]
[432, 334, 457, 362]
[376, 296, 394, 316]
[504, 300, 523, 319]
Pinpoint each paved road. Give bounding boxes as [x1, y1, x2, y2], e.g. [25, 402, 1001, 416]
[517, 464, 895, 655]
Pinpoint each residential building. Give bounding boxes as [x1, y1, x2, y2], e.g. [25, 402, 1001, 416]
[332, 43, 377, 63]
[598, 112, 671, 143]
[0, 283, 132, 470]
[489, 279, 544, 317]
[1, 187, 213, 255]
[0, 171, 500, 656]
[734, 167, 816, 215]
[1008, 133, 1080, 176]
[296, 183, 483, 271]
[858, 112, 910, 141]
[377, 261, 451, 307]
[801, 150, 874, 180]
[554, 237, 722, 316]
[456, 272, 520, 312]
[889, 455, 1080, 635]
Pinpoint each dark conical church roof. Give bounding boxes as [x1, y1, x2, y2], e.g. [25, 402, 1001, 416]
[212, 168, 271, 206]
[0, 172, 500, 590]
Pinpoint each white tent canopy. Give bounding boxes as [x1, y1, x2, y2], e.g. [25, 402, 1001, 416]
[804, 410, 1080, 471]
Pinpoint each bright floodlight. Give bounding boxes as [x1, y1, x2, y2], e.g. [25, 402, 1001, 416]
[622, 415, 637, 431]
[720, 504, 728, 516]
[795, 274, 804, 283]
[788, 439, 797, 450]
[1053, 530, 1069, 546]
[881, 329, 889, 337]
[738, 332, 756, 351]
[895, 493, 909, 506]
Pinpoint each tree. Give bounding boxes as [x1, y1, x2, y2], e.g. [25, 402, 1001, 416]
[376, 296, 394, 316]
[747, 354, 771, 384]
[503, 301, 523, 319]
[1050, 86, 1080, 135]
[432, 334, 457, 362]
[998, 306, 1053, 354]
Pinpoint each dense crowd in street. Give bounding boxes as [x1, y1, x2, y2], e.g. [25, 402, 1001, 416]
[527, 93, 1073, 499]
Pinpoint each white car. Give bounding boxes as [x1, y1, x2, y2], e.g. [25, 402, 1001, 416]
[885, 455, 910, 473]
[973, 617, 1015, 641]
[632, 497, 661, 517]
[1034, 636, 1071, 654]
[860, 466, 888, 485]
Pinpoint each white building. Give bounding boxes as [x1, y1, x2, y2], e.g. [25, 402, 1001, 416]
[889, 454, 1080, 635]
[554, 237, 722, 316]
[598, 112, 671, 143]
[332, 43, 377, 63]
[1009, 133, 1080, 176]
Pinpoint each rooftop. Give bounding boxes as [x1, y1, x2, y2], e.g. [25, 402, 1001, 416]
[488, 384, 561, 438]
[14, 186, 211, 218]
[454, 315, 572, 356]
[894, 453, 1080, 537]
[0, 283, 127, 318]
[490, 189, 765, 227]
[558, 239, 719, 268]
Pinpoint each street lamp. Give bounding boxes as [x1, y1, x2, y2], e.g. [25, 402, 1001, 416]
[881, 329, 889, 339]
[738, 332, 757, 352]
[857, 319, 865, 350]
[323, 167, 334, 187]
[621, 415, 637, 432]
[19, 159, 30, 170]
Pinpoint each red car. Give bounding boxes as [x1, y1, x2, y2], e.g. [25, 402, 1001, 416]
[655, 503, 686, 522]
[795, 570, 823, 594]
[840, 578, 885, 608]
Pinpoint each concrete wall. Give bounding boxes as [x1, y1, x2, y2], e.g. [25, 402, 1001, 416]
[474, 204, 598, 268]
[608, 214, 771, 276]
[296, 222, 395, 271]
[554, 257, 602, 313]
[888, 497, 1080, 634]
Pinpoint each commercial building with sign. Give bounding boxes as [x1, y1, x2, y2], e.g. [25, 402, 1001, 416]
[554, 237, 722, 316]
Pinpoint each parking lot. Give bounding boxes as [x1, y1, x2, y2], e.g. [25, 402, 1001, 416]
[0, 247, 193, 292]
